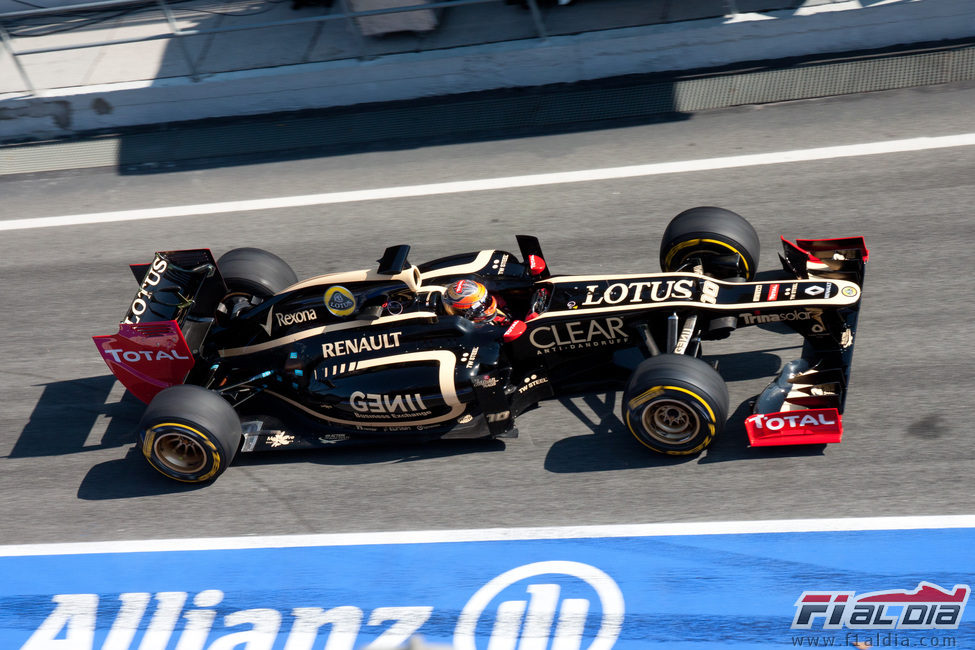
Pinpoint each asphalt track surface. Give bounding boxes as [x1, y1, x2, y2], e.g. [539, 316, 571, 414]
[2, 81, 975, 547]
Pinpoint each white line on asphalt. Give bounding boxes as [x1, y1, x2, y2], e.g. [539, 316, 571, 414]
[3, 133, 975, 232]
[1, 514, 974, 556]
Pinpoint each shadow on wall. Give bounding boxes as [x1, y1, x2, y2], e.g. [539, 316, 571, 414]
[112, 72, 695, 174]
[3, 0, 814, 169]
[108, 0, 826, 172]
[109, 0, 739, 173]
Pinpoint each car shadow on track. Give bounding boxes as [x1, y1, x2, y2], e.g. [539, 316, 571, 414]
[12, 374, 508, 498]
[6, 374, 215, 499]
[8, 375, 144, 459]
[238, 437, 508, 470]
[79, 447, 201, 499]
[78, 432, 510, 501]
[697, 400, 827, 464]
[79, 439, 508, 499]
[699, 348, 829, 463]
[78, 432, 505, 501]
[43, 351, 824, 499]
[543, 348, 826, 472]
[544, 392, 694, 472]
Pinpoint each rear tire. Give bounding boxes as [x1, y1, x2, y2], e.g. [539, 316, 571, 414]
[217, 247, 298, 299]
[138, 385, 241, 483]
[622, 354, 729, 455]
[660, 206, 760, 281]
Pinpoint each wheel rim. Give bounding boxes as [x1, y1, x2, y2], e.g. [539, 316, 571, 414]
[674, 247, 742, 278]
[153, 429, 207, 473]
[641, 399, 701, 445]
[221, 292, 260, 319]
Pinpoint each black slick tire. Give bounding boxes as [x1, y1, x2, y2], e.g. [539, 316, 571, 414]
[659, 206, 761, 281]
[622, 354, 729, 455]
[138, 385, 242, 483]
[217, 247, 298, 298]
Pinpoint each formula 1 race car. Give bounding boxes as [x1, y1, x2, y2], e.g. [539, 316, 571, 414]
[93, 207, 867, 483]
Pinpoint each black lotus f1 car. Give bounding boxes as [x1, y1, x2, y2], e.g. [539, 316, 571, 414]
[94, 207, 867, 483]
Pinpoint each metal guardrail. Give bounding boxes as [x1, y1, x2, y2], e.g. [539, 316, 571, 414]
[0, 0, 747, 96]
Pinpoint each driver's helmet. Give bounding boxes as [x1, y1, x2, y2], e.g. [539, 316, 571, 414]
[442, 279, 499, 323]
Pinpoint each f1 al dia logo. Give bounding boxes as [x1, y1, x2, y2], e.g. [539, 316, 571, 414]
[454, 561, 625, 650]
[792, 581, 970, 630]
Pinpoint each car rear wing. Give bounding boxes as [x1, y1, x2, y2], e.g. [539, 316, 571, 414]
[123, 249, 226, 326]
[93, 249, 227, 402]
[747, 236, 868, 447]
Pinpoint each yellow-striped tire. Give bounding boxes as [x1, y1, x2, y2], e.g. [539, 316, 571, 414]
[622, 354, 729, 455]
[138, 385, 241, 483]
[659, 206, 760, 281]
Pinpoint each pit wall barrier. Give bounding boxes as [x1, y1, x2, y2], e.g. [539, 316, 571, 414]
[1, 0, 975, 142]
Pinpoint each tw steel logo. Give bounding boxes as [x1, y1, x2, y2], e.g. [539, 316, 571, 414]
[792, 582, 970, 630]
[123, 257, 168, 324]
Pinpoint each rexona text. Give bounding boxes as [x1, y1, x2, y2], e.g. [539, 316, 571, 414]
[276, 309, 316, 327]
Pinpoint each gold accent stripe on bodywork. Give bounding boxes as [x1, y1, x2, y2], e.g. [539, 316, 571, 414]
[420, 250, 495, 279]
[218, 312, 438, 358]
[530, 278, 860, 321]
[264, 350, 464, 426]
[282, 265, 422, 293]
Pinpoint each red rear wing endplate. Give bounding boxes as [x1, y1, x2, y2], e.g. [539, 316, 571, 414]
[93, 320, 194, 403]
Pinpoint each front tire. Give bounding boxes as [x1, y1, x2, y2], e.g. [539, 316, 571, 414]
[622, 354, 729, 455]
[660, 206, 760, 281]
[138, 385, 242, 483]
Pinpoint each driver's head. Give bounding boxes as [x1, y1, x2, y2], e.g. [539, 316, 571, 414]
[443, 279, 498, 323]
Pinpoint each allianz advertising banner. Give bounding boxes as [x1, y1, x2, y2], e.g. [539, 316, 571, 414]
[1, 519, 973, 649]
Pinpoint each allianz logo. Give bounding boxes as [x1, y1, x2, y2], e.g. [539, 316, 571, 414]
[22, 561, 623, 650]
[456, 560, 624, 650]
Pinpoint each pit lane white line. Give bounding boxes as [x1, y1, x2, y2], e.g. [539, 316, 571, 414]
[3, 133, 975, 232]
[1, 514, 974, 556]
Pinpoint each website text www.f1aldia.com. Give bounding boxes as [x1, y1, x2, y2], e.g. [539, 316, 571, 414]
[791, 632, 958, 647]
